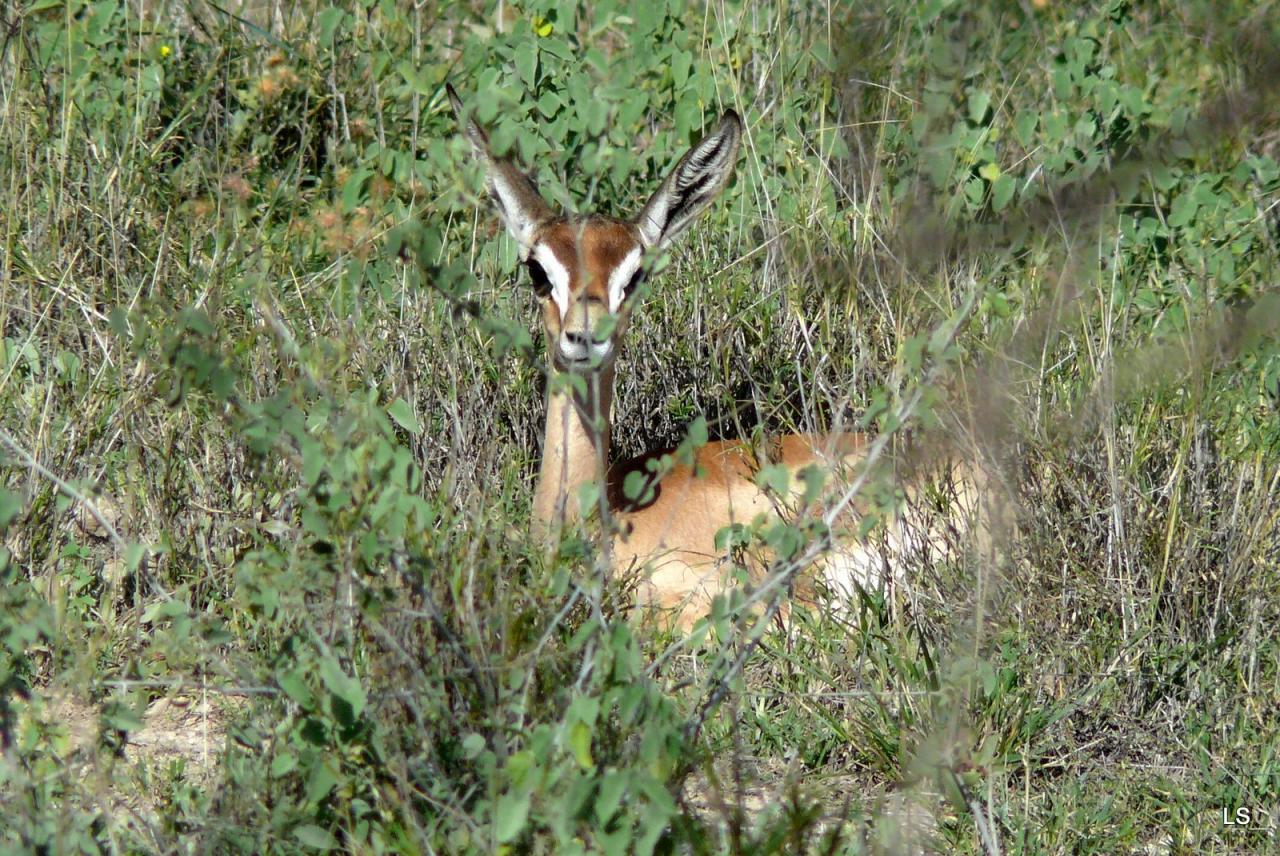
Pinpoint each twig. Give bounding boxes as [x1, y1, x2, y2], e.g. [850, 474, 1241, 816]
[946, 766, 1002, 856]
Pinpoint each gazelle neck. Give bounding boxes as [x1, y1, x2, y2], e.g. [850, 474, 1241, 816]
[532, 367, 615, 542]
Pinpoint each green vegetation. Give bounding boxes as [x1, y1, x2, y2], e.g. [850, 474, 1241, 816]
[2, 0, 1279, 852]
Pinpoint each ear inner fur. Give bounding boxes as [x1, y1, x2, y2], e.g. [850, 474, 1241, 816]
[446, 83, 553, 250]
[635, 110, 743, 248]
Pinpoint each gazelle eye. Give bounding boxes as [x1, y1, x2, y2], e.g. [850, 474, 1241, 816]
[526, 259, 552, 296]
[625, 268, 646, 296]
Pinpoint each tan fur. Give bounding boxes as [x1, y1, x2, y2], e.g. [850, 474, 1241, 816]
[607, 434, 868, 628]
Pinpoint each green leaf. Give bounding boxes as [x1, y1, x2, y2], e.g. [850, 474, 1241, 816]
[319, 657, 366, 719]
[964, 176, 985, 207]
[387, 397, 420, 434]
[342, 167, 373, 212]
[1051, 67, 1073, 100]
[507, 749, 536, 786]
[270, 751, 298, 777]
[462, 733, 486, 759]
[1167, 192, 1197, 228]
[755, 464, 791, 496]
[1013, 112, 1038, 146]
[278, 669, 315, 708]
[301, 506, 330, 538]
[139, 62, 163, 96]
[294, 824, 338, 851]
[967, 89, 992, 124]
[983, 290, 1011, 319]
[991, 174, 1015, 211]
[902, 333, 927, 372]
[54, 351, 81, 378]
[714, 522, 748, 552]
[636, 801, 669, 856]
[0, 489, 22, 529]
[514, 40, 538, 87]
[671, 49, 692, 89]
[141, 597, 189, 624]
[567, 695, 600, 725]
[595, 770, 628, 824]
[306, 760, 339, 803]
[576, 481, 601, 513]
[316, 7, 345, 48]
[599, 824, 632, 856]
[125, 542, 147, 572]
[568, 719, 594, 769]
[584, 97, 608, 136]
[539, 36, 574, 61]
[674, 94, 700, 140]
[537, 90, 563, 118]
[797, 465, 828, 505]
[101, 701, 144, 732]
[181, 308, 215, 336]
[397, 60, 433, 95]
[301, 439, 325, 487]
[686, 416, 708, 446]
[632, 0, 663, 34]
[494, 791, 531, 843]
[764, 520, 803, 560]
[622, 470, 652, 503]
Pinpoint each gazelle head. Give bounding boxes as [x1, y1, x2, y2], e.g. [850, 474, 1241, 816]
[448, 84, 742, 375]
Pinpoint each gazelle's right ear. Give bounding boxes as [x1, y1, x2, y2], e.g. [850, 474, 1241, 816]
[447, 83, 553, 254]
[634, 110, 742, 250]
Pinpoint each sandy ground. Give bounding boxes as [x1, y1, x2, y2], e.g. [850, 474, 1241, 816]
[34, 687, 235, 807]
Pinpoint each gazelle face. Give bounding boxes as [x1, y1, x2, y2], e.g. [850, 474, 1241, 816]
[448, 84, 741, 377]
[525, 218, 644, 372]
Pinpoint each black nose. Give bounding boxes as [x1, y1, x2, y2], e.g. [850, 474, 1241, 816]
[563, 331, 589, 349]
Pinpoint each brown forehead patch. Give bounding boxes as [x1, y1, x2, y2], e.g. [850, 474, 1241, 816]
[538, 219, 640, 298]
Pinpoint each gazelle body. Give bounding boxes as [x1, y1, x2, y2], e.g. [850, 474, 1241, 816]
[449, 86, 992, 630]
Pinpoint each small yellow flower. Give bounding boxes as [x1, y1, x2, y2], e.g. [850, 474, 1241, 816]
[159, 44, 172, 59]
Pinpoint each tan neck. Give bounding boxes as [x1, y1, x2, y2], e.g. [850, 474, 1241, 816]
[532, 368, 614, 543]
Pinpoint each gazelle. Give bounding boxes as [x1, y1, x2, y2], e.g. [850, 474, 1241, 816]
[448, 85, 997, 631]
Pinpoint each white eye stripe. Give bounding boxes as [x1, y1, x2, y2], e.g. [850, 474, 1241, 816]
[606, 247, 643, 313]
[532, 244, 571, 317]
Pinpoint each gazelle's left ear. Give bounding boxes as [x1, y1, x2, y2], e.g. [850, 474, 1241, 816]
[634, 111, 742, 249]
[447, 83, 553, 254]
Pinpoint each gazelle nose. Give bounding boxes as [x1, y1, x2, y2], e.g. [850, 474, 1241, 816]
[558, 331, 610, 366]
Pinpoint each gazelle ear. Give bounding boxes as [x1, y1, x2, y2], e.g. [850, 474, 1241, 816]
[447, 83, 553, 254]
[634, 111, 742, 250]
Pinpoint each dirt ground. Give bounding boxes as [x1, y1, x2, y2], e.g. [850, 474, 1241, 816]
[33, 687, 236, 817]
[51, 694, 227, 767]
